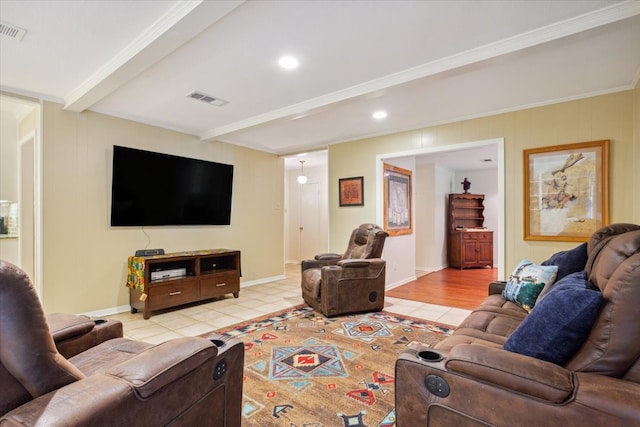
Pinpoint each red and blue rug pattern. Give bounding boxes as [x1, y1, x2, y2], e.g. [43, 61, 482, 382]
[217, 305, 454, 426]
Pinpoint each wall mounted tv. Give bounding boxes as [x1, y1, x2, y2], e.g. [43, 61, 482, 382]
[110, 145, 233, 226]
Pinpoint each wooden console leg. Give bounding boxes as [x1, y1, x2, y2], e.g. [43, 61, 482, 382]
[233, 292, 239, 298]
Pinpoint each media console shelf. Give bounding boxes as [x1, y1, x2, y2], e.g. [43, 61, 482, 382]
[127, 249, 241, 319]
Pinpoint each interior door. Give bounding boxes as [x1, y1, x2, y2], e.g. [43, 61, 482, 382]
[299, 182, 322, 261]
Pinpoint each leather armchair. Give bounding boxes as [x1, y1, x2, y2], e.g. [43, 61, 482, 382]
[395, 223, 640, 426]
[0, 260, 243, 426]
[301, 223, 388, 317]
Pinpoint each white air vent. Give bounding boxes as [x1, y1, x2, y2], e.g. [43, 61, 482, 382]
[186, 91, 228, 107]
[0, 21, 27, 41]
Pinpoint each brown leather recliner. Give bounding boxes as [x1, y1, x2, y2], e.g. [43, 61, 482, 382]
[46, 312, 123, 359]
[0, 260, 244, 426]
[301, 223, 389, 317]
[395, 223, 640, 426]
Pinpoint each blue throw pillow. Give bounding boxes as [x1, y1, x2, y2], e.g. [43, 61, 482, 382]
[503, 259, 558, 312]
[538, 242, 588, 299]
[503, 270, 602, 365]
[541, 242, 588, 281]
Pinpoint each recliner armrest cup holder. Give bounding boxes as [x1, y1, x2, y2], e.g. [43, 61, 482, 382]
[417, 350, 443, 362]
[210, 339, 226, 348]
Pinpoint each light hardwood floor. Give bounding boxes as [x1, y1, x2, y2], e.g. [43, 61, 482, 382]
[387, 267, 498, 310]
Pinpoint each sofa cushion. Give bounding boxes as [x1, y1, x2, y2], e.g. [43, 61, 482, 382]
[503, 270, 602, 365]
[541, 242, 588, 281]
[502, 259, 558, 312]
[538, 242, 588, 299]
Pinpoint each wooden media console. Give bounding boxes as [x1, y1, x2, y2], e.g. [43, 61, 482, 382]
[127, 249, 241, 319]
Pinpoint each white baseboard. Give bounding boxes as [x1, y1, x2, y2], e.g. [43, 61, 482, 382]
[385, 275, 418, 290]
[416, 265, 447, 273]
[386, 264, 452, 290]
[81, 305, 131, 317]
[241, 275, 286, 288]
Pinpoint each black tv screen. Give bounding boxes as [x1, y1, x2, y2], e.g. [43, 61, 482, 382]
[110, 145, 233, 226]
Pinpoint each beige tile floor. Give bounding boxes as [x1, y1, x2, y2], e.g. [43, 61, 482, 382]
[105, 264, 471, 344]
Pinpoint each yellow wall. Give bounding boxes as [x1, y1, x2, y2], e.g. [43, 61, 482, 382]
[329, 90, 638, 272]
[36, 88, 640, 312]
[42, 102, 284, 313]
[19, 107, 39, 139]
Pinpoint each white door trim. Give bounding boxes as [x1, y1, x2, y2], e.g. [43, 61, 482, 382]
[375, 137, 505, 278]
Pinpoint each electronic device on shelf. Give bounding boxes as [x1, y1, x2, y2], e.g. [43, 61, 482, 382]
[135, 248, 165, 257]
[150, 268, 187, 281]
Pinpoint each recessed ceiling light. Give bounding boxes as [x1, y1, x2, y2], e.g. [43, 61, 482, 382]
[372, 111, 387, 120]
[279, 56, 299, 69]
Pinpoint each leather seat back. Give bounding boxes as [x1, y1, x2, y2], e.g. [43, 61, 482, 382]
[0, 261, 85, 416]
[566, 226, 640, 379]
[342, 223, 388, 259]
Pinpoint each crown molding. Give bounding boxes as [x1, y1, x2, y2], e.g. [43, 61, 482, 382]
[201, 0, 640, 141]
[1, 86, 63, 105]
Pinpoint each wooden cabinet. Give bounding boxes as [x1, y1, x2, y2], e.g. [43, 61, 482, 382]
[128, 249, 241, 319]
[447, 194, 493, 269]
[448, 230, 493, 269]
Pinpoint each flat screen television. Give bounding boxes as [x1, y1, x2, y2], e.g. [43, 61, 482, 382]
[110, 145, 233, 226]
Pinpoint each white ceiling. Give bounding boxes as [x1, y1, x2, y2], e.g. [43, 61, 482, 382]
[1, 0, 639, 163]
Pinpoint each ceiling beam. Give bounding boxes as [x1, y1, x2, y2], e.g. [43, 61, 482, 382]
[64, 0, 244, 113]
[200, 0, 640, 142]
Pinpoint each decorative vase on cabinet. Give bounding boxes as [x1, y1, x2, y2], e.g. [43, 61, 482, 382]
[447, 193, 493, 269]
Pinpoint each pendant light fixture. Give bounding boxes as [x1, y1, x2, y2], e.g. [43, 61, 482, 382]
[297, 160, 308, 184]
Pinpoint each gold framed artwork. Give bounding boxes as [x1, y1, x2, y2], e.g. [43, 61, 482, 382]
[383, 163, 412, 236]
[523, 140, 609, 241]
[339, 176, 364, 206]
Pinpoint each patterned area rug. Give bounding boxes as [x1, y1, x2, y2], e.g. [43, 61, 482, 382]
[216, 305, 455, 427]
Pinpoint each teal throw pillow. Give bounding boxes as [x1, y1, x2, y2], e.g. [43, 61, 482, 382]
[502, 259, 558, 312]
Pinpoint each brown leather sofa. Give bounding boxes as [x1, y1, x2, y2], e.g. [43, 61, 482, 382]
[0, 260, 244, 426]
[395, 223, 640, 426]
[301, 223, 388, 317]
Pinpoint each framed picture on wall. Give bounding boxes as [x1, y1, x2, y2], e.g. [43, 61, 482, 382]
[339, 176, 364, 206]
[523, 140, 609, 241]
[383, 163, 412, 236]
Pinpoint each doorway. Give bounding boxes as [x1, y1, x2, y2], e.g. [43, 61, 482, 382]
[299, 181, 322, 261]
[377, 137, 505, 282]
[284, 151, 329, 264]
[0, 95, 42, 295]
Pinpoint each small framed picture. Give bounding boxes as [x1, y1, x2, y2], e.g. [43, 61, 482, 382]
[339, 176, 364, 207]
